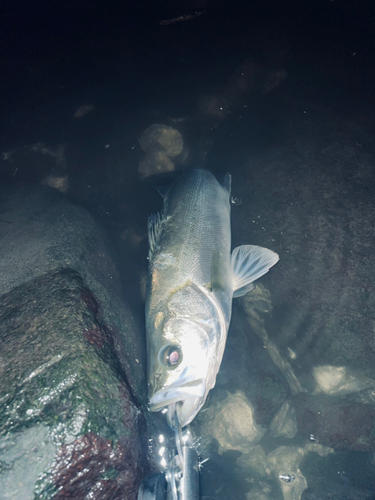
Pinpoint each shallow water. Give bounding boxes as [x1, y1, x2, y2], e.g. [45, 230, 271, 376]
[1, 1, 375, 498]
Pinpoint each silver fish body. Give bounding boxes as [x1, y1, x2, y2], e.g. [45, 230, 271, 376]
[146, 169, 278, 427]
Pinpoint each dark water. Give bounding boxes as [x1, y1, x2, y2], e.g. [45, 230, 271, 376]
[1, 0, 375, 498]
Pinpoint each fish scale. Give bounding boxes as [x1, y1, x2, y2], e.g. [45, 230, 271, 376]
[147, 170, 231, 316]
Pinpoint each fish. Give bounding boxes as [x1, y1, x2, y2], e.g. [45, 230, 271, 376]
[145, 169, 279, 428]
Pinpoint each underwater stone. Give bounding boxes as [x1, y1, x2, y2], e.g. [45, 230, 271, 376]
[267, 446, 307, 500]
[237, 445, 269, 477]
[232, 130, 375, 394]
[206, 390, 266, 453]
[139, 123, 183, 158]
[138, 149, 175, 177]
[270, 401, 298, 439]
[304, 442, 334, 457]
[294, 394, 375, 452]
[313, 365, 375, 396]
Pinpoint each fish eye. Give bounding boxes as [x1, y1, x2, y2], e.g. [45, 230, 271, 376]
[160, 345, 182, 368]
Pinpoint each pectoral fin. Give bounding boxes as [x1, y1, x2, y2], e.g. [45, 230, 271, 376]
[231, 245, 279, 298]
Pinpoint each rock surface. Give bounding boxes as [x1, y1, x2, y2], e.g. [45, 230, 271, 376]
[231, 123, 375, 380]
[294, 393, 375, 452]
[138, 149, 175, 177]
[198, 390, 265, 453]
[0, 185, 148, 499]
[270, 401, 298, 439]
[138, 123, 185, 177]
[139, 123, 183, 158]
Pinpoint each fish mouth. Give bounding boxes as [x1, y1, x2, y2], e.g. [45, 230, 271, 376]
[149, 378, 206, 427]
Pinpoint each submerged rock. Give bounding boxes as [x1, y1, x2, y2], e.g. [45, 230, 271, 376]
[139, 123, 183, 158]
[245, 483, 273, 500]
[41, 171, 69, 193]
[294, 394, 375, 452]
[270, 401, 298, 439]
[238, 444, 308, 500]
[138, 123, 185, 177]
[267, 446, 307, 500]
[237, 445, 269, 478]
[1, 143, 68, 188]
[304, 442, 333, 457]
[313, 365, 375, 396]
[0, 185, 148, 499]
[233, 129, 375, 382]
[138, 149, 175, 177]
[202, 390, 266, 453]
[240, 285, 306, 397]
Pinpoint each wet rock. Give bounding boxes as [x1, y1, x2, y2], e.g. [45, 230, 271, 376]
[201, 391, 266, 453]
[270, 401, 298, 439]
[245, 482, 274, 500]
[313, 365, 375, 396]
[230, 118, 375, 399]
[267, 446, 307, 500]
[264, 342, 305, 396]
[237, 445, 269, 478]
[304, 442, 333, 457]
[241, 284, 273, 346]
[294, 394, 375, 452]
[255, 374, 288, 426]
[240, 286, 306, 397]
[0, 425, 55, 499]
[302, 484, 374, 500]
[138, 149, 175, 177]
[1, 143, 67, 186]
[31, 142, 67, 170]
[0, 185, 148, 499]
[138, 124, 185, 177]
[41, 171, 69, 193]
[35, 144, 68, 192]
[139, 123, 183, 158]
[238, 443, 334, 500]
[300, 449, 375, 499]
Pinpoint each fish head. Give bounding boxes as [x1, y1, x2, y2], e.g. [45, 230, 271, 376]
[148, 310, 223, 428]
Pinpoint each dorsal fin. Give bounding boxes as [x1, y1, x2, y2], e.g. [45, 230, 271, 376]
[147, 209, 165, 259]
[148, 184, 170, 259]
